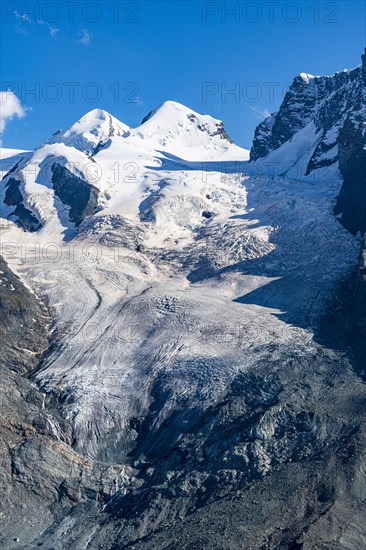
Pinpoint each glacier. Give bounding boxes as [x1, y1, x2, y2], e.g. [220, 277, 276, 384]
[0, 56, 366, 549]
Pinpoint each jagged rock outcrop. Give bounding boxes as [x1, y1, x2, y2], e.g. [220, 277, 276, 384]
[4, 178, 42, 232]
[335, 118, 366, 235]
[334, 95, 366, 379]
[250, 50, 366, 383]
[51, 163, 100, 226]
[250, 50, 366, 179]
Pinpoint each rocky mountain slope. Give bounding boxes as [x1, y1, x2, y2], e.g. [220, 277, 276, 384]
[0, 53, 366, 549]
[250, 49, 366, 182]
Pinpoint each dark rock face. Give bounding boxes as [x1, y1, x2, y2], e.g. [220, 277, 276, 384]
[333, 112, 366, 379]
[26, 347, 366, 550]
[347, 246, 366, 379]
[4, 178, 41, 232]
[0, 256, 48, 374]
[250, 56, 365, 176]
[51, 163, 100, 226]
[251, 113, 276, 160]
[335, 119, 366, 235]
[1, 156, 100, 230]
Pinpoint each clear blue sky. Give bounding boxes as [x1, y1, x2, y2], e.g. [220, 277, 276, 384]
[1, 0, 365, 150]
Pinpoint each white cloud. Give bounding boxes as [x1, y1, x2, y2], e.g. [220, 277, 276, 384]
[15, 25, 28, 36]
[13, 11, 61, 41]
[131, 96, 143, 106]
[14, 10, 32, 23]
[49, 26, 60, 38]
[250, 106, 271, 120]
[78, 28, 92, 47]
[0, 91, 26, 136]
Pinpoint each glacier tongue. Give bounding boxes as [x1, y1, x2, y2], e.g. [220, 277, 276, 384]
[0, 155, 359, 461]
[0, 90, 361, 461]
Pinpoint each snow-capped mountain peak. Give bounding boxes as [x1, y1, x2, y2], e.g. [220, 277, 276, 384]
[47, 108, 130, 155]
[131, 100, 235, 150]
[299, 72, 315, 84]
[140, 100, 191, 123]
[0, 102, 249, 237]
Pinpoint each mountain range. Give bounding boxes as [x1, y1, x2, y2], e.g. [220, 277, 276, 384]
[0, 51, 366, 550]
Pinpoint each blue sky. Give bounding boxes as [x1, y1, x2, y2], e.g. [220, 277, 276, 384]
[1, 0, 365, 150]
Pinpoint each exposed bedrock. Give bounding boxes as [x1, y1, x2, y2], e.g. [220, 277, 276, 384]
[334, 118, 366, 379]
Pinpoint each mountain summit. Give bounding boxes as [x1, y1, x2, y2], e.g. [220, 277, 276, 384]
[47, 108, 130, 155]
[133, 100, 235, 148]
[0, 102, 248, 236]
